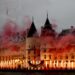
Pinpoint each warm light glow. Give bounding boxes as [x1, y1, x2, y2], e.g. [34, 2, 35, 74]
[61, 60, 63, 68]
[31, 67, 33, 70]
[15, 59, 20, 62]
[45, 61, 47, 67]
[33, 60, 35, 64]
[49, 60, 52, 68]
[68, 61, 70, 69]
[31, 61, 33, 63]
[0, 58, 75, 70]
[71, 62, 74, 69]
[36, 61, 40, 64]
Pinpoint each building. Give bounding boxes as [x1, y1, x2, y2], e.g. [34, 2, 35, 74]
[0, 15, 75, 70]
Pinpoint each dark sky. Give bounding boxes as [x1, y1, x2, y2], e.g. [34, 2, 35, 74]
[0, 0, 75, 32]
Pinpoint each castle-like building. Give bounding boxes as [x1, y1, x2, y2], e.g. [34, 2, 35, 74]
[0, 15, 75, 70]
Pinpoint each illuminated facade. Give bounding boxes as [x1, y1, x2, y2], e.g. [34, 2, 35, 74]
[0, 15, 75, 70]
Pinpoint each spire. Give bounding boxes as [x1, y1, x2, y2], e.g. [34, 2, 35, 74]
[47, 12, 48, 19]
[44, 13, 52, 30]
[27, 17, 37, 37]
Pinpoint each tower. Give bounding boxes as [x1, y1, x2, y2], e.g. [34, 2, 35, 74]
[40, 14, 56, 48]
[40, 14, 56, 68]
[26, 18, 40, 68]
[41, 13, 55, 36]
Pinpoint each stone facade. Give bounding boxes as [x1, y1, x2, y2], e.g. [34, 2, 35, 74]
[0, 16, 75, 70]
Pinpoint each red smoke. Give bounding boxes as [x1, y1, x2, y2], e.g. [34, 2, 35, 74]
[3, 20, 18, 36]
[0, 17, 75, 52]
[57, 34, 75, 48]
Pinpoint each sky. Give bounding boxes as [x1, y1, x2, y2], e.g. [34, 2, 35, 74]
[0, 0, 75, 32]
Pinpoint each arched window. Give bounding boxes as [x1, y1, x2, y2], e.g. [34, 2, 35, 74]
[65, 55, 68, 59]
[44, 55, 46, 59]
[71, 55, 74, 59]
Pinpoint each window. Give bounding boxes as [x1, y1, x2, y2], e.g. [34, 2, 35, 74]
[29, 45, 31, 49]
[34, 56, 36, 59]
[44, 49, 46, 52]
[28, 51, 30, 54]
[54, 57, 57, 60]
[59, 60, 61, 63]
[33, 45, 36, 49]
[44, 55, 46, 59]
[28, 56, 30, 60]
[38, 54, 40, 56]
[34, 51, 36, 54]
[66, 60, 68, 63]
[49, 55, 51, 59]
[65, 55, 68, 59]
[71, 55, 74, 59]
[55, 60, 57, 63]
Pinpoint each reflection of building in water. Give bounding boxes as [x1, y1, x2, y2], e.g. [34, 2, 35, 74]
[0, 15, 75, 70]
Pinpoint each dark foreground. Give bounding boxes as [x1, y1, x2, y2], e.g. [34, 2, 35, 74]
[0, 69, 75, 75]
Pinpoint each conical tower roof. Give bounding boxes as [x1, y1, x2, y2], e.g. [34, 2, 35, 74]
[44, 14, 52, 30]
[27, 18, 37, 37]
